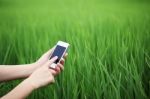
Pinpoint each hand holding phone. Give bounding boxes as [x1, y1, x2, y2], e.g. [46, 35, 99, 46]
[49, 41, 69, 68]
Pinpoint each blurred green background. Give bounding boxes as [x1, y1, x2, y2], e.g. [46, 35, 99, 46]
[0, 0, 150, 99]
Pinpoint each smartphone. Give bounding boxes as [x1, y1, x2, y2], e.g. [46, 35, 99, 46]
[49, 41, 69, 68]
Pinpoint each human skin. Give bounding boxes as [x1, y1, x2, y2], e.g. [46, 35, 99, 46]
[0, 47, 67, 99]
[0, 47, 67, 82]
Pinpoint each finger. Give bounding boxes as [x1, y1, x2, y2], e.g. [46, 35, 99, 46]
[46, 56, 58, 66]
[54, 66, 61, 74]
[49, 56, 58, 63]
[57, 63, 64, 71]
[44, 46, 56, 58]
[50, 69, 58, 76]
[60, 58, 65, 65]
[63, 53, 68, 59]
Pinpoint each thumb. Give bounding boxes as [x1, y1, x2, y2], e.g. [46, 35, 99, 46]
[50, 56, 58, 63]
[49, 56, 58, 64]
[44, 46, 56, 58]
[44, 56, 58, 67]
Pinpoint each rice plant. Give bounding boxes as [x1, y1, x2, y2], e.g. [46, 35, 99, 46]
[0, 0, 150, 99]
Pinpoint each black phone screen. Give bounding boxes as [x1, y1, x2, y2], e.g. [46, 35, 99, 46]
[50, 45, 66, 64]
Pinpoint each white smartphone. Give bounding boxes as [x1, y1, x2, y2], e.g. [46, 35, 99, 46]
[49, 41, 69, 68]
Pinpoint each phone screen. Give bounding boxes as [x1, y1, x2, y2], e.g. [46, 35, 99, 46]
[50, 45, 66, 64]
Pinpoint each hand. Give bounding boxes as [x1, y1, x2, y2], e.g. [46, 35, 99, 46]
[26, 56, 58, 89]
[52, 53, 68, 75]
[35, 47, 55, 67]
[35, 47, 68, 75]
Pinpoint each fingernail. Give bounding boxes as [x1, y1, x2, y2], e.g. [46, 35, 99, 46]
[52, 56, 57, 59]
[54, 56, 58, 59]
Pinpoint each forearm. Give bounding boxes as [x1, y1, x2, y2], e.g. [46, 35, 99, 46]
[1, 78, 35, 99]
[0, 63, 38, 82]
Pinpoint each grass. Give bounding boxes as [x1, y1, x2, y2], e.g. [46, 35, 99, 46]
[0, 0, 150, 99]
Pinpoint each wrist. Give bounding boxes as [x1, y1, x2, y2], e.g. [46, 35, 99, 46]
[24, 78, 38, 90]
